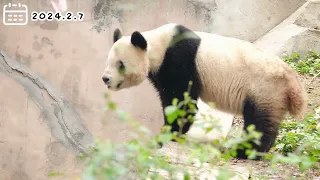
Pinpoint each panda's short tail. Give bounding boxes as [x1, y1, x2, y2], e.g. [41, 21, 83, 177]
[286, 79, 307, 121]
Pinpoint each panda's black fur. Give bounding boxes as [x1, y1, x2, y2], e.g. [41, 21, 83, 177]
[241, 97, 279, 158]
[147, 25, 202, 135]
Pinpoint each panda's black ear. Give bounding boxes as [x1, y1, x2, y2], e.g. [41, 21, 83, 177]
[113, 28, 122, 43]
[131, 31, 147, 51]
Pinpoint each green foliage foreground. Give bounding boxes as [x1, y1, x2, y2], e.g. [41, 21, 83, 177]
[78, 89, 319, 180]
[81, 89, 265, 180]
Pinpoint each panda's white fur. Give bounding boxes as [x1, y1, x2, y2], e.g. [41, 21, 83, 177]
[187, 99, 234, 142]
[102, 23, 307, 159]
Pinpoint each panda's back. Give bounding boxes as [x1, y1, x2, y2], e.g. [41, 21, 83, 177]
[196, 31, 284, 67]
[194, 31, 291, 114]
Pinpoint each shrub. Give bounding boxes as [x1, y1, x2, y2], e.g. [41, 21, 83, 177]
[283, 50, 320, 76]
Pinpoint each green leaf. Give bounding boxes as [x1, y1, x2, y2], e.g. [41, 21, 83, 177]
[242, 142, 252, 149]
[216, 168, 234, 180]
[48, 172, 64, 177]
[184, 172, 191, 180]
[138, 126, 151, 135]
[178, 110, 187, 117]
[247, 150, 257, 159]
[119, 68, 126, 75]
[188, 103, 196, 110]
[108, 102, 117, 110]
[299, 158, 315, 172]
[158, 133, 172, 143]
[165, 106, 178, 124]
[104, 93, 109, 99]
[117, 110, 130, 121]
[172, 98, 179, 106]
[208, 102, 216, 108]
[205, 126, 214, 133]
[127, 142, 140, 152]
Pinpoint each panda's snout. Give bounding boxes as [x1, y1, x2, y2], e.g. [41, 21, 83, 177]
[102, 76, 111, 85]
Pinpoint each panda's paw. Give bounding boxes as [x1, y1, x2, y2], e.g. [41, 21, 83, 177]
[234, 149, 248, 159]
[157, 142, 164, 149]
[235, 149, 263, 161]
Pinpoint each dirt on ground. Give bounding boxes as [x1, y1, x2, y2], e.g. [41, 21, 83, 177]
[231, 158, 320, 180]
[231, 75, 320, 180]
[302, 75, 320, 114]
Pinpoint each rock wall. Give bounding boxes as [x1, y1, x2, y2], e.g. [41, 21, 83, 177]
[0, 0, 318, 179]
[255, 0, 320, 56]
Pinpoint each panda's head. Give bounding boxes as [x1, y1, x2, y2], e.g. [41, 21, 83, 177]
[102, 28, 149, 91]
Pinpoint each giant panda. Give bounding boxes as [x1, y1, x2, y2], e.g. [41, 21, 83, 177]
[101, 23, 307, 159]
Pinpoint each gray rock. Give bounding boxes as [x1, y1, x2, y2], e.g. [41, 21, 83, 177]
[254, 0, 320, 56]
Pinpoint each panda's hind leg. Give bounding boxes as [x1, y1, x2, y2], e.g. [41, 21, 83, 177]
[236, 96, 283, 160]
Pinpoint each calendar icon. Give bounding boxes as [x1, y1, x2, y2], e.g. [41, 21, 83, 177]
[3, 3, 28, 26]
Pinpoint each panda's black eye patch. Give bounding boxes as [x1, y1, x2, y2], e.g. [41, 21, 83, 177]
[118, 60, 125, 74]
[119, 60, 125, 69]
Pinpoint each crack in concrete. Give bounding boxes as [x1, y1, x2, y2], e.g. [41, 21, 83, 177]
[185, 0, 217, 12]
[91, 0, 124, 33]
[187, 0, 217, 11]
[184, 0, 217, 28]
[0, 50, 93, 154]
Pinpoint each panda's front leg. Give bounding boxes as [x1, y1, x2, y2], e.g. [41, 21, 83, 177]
[157, 97, 198, 149]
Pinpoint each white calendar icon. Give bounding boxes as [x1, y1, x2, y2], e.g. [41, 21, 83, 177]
[3, 3, 28, 26]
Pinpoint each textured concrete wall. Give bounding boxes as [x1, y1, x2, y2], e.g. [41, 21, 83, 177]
[89, 0, 307, 41]
[0, 0, 313, 179]
[186, 0, 308, 41]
